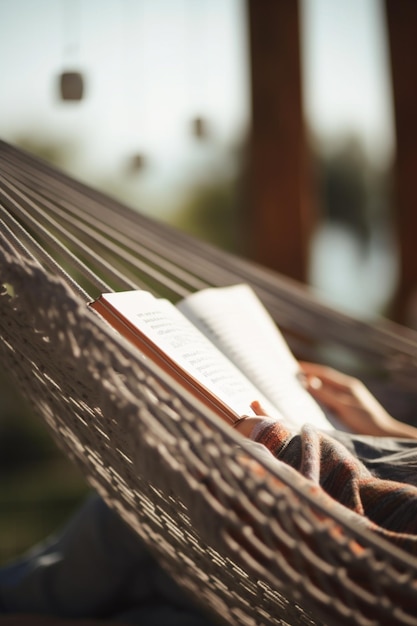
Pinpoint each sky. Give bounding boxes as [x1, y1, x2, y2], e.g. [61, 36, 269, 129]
[0, 0, 394, 174]
[0, 0, 398, 315]
[0, 0, 250, 204]
[300, 0, 394, 170]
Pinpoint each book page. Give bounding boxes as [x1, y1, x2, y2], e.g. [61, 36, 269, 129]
[178, 284, 333, 430]
[96, 290, 284, 423]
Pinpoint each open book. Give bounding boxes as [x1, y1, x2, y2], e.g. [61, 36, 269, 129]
[90, 284, 333, 431]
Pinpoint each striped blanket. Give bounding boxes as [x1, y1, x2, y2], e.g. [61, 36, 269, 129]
[252, 420, 417, 553]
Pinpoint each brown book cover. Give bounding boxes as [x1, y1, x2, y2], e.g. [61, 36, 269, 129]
[89, 293, 240, 426]
[89, 285, 333, 433]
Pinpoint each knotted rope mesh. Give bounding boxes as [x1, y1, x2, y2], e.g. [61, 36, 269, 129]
[1, 140, 417, 625]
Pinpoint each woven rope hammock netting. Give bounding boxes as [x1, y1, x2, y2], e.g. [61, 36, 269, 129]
[1, 139, 417, 625]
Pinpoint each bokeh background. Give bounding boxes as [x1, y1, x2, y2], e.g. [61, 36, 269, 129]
[0, 0, 412, 564]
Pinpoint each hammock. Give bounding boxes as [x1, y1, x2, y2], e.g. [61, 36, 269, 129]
[1, 139, 417, 626]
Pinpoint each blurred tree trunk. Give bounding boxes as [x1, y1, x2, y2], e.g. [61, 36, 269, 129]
[385, 0, 417, 325]
[245, 0, 313, 282]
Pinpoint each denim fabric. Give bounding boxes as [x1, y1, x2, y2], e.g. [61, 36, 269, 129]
[330, 431, 417, 486]
[0, 494, 215, 625]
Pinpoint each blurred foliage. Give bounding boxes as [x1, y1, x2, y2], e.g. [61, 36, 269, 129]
[313, 134, 393, 245]
[173, 177, 243, 252]
[0, 368, 89, 564]
[11, 132, 80, 172]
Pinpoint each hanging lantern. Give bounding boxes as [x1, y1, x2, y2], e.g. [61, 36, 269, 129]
[59, 70, 85, 101]
[191, 116, 209, 140]
[126, 153, 147, 175]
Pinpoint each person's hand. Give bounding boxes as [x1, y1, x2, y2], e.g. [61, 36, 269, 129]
[299, 361, 417, 439]
[233, 407, 265, 437]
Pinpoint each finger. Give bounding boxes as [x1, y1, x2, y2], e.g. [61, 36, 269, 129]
[250, 400, 271, 417]
[305, 383, 354, 415]
[233, 415, 260, 437]
[299, 362, 354, 392]
[303, 375, 322, 391]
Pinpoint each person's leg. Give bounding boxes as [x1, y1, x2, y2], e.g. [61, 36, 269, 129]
[0, 493, 217, 625]
[0, 494, 154, 618]
[329, 431, 417, 486]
